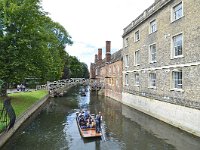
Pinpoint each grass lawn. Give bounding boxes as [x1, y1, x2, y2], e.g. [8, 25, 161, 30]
[0, 90, 48, 132]
[8, 90, 48, 117]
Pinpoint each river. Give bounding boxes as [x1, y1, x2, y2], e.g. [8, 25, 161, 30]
[2, 85, 200, 150]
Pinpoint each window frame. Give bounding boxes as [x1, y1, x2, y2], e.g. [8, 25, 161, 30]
[149, 19, 157, 34]
[125, 73, 129, 86]
[124, 54, 129, 68]
[171, 33, 183, 59]
[135, 73, 140, 86]
[171, 1, 183, 22]
[134, 30, 140, 42]
[149, 43, 157, 63]
[149, 72, 156, 88]
[124, 37, 129, 47]
[171, 70, 183, 90]
[134, 49, 140, 66]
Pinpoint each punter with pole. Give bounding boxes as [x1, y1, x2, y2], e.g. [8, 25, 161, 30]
[95, 112, 102, 133]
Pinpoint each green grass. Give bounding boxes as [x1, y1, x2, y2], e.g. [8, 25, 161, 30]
[0, 90, 48, 132]
[8, 90, 48, 117]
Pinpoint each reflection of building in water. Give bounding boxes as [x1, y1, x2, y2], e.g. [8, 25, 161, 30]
[122, 0, 200, 137]
[121, 105, 200, 150]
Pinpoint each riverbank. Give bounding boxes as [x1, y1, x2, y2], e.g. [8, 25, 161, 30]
[0, 90, 49, 147]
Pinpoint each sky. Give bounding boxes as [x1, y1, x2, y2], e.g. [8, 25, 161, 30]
[41, 0, 155, 68]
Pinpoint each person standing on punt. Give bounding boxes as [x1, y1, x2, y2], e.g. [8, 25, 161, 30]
[95, 112, 102, 133]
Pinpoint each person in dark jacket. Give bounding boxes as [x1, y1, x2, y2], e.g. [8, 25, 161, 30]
[95, 112, 102, 133]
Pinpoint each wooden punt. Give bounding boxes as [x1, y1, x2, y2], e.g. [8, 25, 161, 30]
[76, 113, 102, 138]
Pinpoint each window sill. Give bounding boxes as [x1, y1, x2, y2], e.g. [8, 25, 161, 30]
[148, 86, 156, 89]
[171, 55, 184, 59]
[170, 88, 184, 92]
[171, 16, 184, 24]
[134, 39, 140, 43]
[134, 85, 140, 87]
[149, 30, 157, 35]
[149, 61, 157, 64]
[134, 64, 140, 66]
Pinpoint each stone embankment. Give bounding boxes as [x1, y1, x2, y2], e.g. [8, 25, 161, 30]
[0, 78, 86, 148]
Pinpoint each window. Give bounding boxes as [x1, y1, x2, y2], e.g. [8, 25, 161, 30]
[125, 55, 129, 67]
[95, 68, 98, 75]
[149, 44, 156, 63]
[135, 30, 140, 42]
[135, 73, 139, 86]
[125, 37, 129, 47]
[150, 20, 157, 33]
[172, 33, 183, 57]
[172, 2, 183, 21]
[135, 50, 140, 65]
[125, 74, 129, 85]
[172, 70, 182, 89]
[149, 73, 156, 87]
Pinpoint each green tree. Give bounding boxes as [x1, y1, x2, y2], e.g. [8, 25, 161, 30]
[0, 0, 72, 96]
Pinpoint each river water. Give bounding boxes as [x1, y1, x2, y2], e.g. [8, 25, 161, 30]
[2, 85, 200, 150]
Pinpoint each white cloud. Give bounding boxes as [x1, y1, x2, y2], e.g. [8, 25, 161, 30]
[41, 0, 155, 68]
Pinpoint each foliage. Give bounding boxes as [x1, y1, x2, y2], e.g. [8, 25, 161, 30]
[62, 56, 89, 79]
[0, 0, 74, 95]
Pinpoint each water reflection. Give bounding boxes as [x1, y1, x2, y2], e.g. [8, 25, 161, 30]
[2, 86, 200, 150]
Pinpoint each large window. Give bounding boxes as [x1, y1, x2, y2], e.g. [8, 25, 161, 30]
[149, 73, 156, 88]
[172, 33, 183, 58]
[135, 50, 140, 65]
[135, 73, 140, 86]
[172, 2, 183, 21]
[135, 30, 140, 42]
[150, 20, 157, 33]
[149, 44, 156, 63]
[172, 70, 182, 89]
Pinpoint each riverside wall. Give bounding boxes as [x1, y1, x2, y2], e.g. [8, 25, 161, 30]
[122, 92, 200, 137]
[0, 94, 49, 147]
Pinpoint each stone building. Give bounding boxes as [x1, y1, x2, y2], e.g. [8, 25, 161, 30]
[90, 41, 123, 101]
[122, 0, 200, 136]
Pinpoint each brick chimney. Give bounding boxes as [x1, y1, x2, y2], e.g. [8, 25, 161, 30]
[95, 54, 98, 63]
[98, 48, 102, 64]
[106, 41, 111, 63]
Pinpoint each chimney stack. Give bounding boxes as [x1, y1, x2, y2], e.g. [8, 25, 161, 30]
[106, 41, 111, 63]
[98, 48, 102, 64]
[95, 54, 98, 63]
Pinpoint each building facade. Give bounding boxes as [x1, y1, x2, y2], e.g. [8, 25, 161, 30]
[122, 0, 200, 136]
[90, 41, 123, 102]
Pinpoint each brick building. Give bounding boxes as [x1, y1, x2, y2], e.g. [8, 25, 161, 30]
[122, 0, 200, 136]
[90, 41, 123, 101]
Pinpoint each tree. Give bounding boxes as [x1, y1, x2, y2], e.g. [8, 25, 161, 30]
[0, 0, 73, 96]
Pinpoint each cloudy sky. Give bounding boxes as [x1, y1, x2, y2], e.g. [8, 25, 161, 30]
[41, 0, 154, 68]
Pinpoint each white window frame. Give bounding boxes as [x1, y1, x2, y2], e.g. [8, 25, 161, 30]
[95, 68, 98, 75]
[149, 72, 156, 88]
[124, 55, 129, 68]
[171, 1, 183, 22]
[135, 73, 140, 86]
[149, 43, 157, 63]
[134, 30, 140, 42]
[125, 73, 129, 86]
[149, 19, 157, 34]
[134, 50, 140, 66]
[124, 37, 129, 47]
[171, 33, 183, 58]
[171, 70, 183, 90]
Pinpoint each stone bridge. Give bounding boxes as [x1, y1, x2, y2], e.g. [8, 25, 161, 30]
[46, 78, 89, 97]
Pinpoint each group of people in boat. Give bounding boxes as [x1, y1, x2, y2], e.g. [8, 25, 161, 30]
[77, 111, 102, 133]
